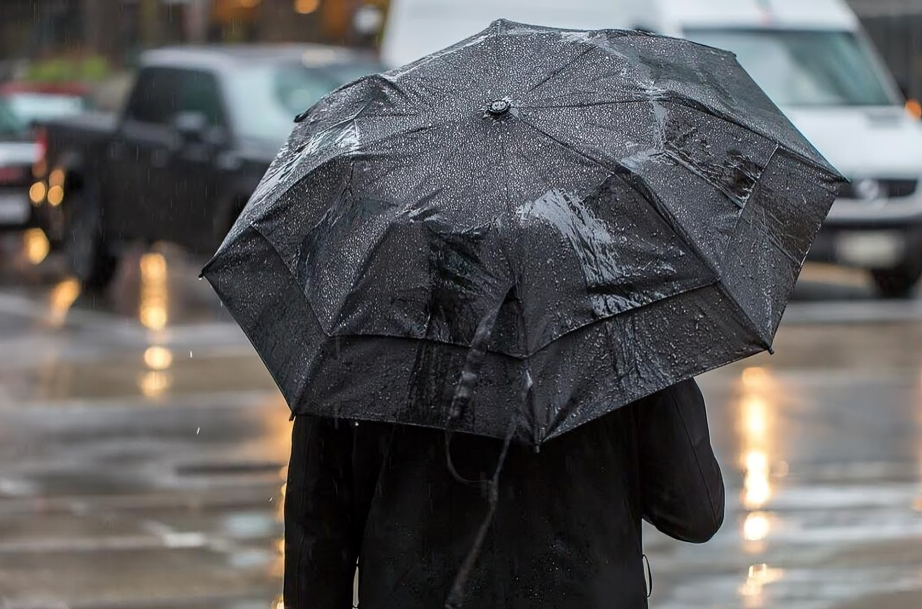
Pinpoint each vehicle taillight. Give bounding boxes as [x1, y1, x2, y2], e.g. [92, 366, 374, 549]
[32, 127, 48, 179]
[35, 127, 48, 163]
[0, 166, 26, 185]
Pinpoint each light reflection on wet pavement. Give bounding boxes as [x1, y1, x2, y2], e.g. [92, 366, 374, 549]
[654, 323, 922, 609]
[0, 236, 920, 608]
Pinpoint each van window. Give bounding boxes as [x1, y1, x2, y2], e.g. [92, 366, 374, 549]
[684, 29, 897, 107]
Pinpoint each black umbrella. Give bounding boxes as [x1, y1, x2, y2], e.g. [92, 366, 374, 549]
[202, 20, 843, 446]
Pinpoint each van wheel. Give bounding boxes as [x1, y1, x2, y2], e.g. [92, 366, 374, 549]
[871, 262, 922, 299]
[64, 184, 117, 291]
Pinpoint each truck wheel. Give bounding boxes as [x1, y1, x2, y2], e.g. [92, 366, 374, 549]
[871, 262, 922, 299]
[64, 183, 117, 291]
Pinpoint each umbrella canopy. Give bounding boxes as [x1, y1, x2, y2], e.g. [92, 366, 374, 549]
[202, 20, 844, 445]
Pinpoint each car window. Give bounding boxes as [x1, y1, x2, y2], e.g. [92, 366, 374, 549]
[178, 70, 227, 127]
[124, 67, 181, 125]
[0, 98, 24, 136]
[125, 67, 227, 128]
[6, 93, 87, 124]
[223, 61, 382, 145]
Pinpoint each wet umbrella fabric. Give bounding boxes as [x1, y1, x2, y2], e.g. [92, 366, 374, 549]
[202, 20, 843, 446]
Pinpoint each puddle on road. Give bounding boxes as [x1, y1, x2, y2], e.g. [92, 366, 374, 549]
[1, 237, 225, 328]
[0, 351, 276, 403]
[0, 545, 278, 604]
[669, 360, 922, 609]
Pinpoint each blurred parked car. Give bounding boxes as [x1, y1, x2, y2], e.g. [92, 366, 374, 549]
[0, 81, 92, 127]
[33, 45, 383, 288]
[0, 98, 39, 233]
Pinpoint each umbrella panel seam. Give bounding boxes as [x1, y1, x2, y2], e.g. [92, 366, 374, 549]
[657, 95, 842, 184]
[521, 45, 600, 98]
[517, 95, 838, 184]
[514, 115, 725, 291]
[308, 281, 740, 362]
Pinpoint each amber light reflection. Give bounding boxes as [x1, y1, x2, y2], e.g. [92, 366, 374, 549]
[22, 229, 50, 265]
[295, 0, 320, 14]
[736, 367, 783, 607]
[138, 253, 172, 397]
[916, 368, 922, 512]
[29, 181, 46, 205]
[739, 563, 784, 609]
[47, 279, 81, 327]
[140, 345, 174, 398]
[139, 253, 169, 331]
[47, 169, 65, 206]
[271, 412, 292, 609]
[738, 367, 778, 540]
[139, 346, 173, 398]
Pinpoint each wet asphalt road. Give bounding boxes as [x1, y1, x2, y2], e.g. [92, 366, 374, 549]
[0, 234, 921, 609]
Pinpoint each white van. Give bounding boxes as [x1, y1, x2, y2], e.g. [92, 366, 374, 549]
[381, 0, 627, 67]
[382, 0, 922, 297]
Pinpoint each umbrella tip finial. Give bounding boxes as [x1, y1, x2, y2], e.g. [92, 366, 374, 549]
[485, 98, 512, 118]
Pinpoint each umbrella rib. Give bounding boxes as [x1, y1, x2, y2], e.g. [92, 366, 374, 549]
[432, 46, 503, 99]
[659, 148, 753, 209]
[263, 116, 469, 225]
[515, 116, 773, 352]
[503, 120, 613, 354]
[725, 145, 807, 268]
[524, 95, 838, 183]
[493, 127, 532, 354]
[314, 137, 478, 324]
[655, 95, 843, 183]
[349, 116, 467, 154]
[372, 123, 482, 212]
[625, 173, 776, 352]
[521, 46, 600, 97]
[519, 96, 651, 109]
[241, 223, 549, 378]
[514, 114, 620, 174]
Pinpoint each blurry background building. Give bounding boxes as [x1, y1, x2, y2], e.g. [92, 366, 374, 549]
[0, 0, 390, 72]
[4, 0, 922, 102]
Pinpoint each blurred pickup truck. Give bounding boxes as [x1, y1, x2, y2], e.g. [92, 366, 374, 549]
[32, 45, 382, 288]
[0, 97, 38, 232]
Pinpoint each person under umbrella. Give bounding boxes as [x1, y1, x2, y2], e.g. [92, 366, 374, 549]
[202, 20, 843, 609]
[285, 378, 722, 608]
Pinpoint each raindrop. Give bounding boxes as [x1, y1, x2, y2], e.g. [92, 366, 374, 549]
[196, 427, 201, 435]
[189, 351, 193, 358]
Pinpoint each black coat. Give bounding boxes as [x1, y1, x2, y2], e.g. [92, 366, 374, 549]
[284, 378, 724, 609]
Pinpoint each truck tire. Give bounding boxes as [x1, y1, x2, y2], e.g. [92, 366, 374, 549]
[64, 180, 117, 291]
[871, 261, 922, 299]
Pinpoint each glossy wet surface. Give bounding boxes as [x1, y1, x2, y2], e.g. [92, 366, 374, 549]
[0, 234, 920, 608]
